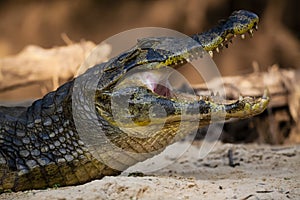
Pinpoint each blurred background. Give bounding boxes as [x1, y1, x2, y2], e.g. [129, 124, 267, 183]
[0, 0, 299, 75]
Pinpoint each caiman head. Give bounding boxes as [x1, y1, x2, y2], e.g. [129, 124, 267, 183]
[76, 10, 268, 159]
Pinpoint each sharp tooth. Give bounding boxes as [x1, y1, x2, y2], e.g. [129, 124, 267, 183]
[234, 34, 237, 37]
[208, 96, 212, 101]
[255, 24, 258, 30]
[186, 58, 190, 62]
[216, 47, 220, 53]
[248, 29, 254, 37]
[241, 34, 246, 39]
[262, 88, 269, 99]
[239, 94, 243, 101]
[224, 38, 228, 42]
[208, 50, 213, 57]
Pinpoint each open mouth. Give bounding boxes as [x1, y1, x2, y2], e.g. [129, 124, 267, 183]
[125, 69, 194, 100]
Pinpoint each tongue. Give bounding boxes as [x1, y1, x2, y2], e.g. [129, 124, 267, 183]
[153, 83, 173, 98]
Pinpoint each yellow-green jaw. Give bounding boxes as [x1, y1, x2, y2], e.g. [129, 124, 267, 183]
[192, 10, 259, 52]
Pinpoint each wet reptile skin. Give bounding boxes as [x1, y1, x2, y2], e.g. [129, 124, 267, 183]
[0, 10, 269, 192]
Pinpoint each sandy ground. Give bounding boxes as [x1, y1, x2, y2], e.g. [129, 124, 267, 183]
[0, 141, 299, 200]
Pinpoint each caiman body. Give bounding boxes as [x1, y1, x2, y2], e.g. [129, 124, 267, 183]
[0, 10, 269, 192]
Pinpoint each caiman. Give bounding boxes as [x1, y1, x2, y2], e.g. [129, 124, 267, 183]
[0, 10, 269, 192]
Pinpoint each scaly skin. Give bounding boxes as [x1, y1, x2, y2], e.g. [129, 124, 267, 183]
[0, 10, 268, 192]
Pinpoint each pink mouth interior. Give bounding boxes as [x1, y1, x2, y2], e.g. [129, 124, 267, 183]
[153, 83, 173, 98]
[130, 70, 179, 98]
